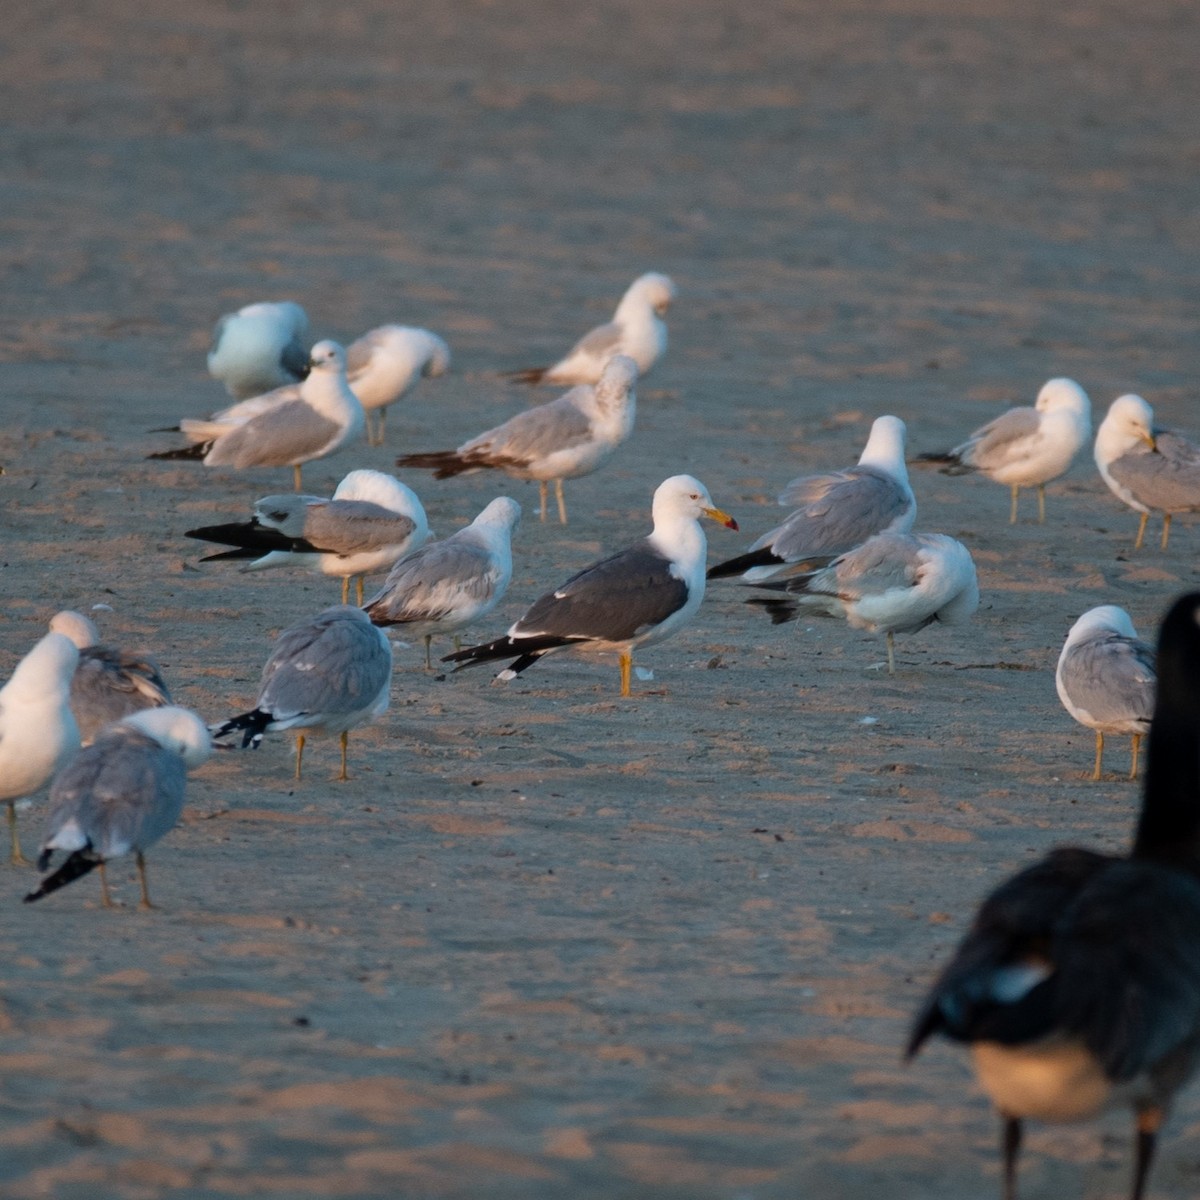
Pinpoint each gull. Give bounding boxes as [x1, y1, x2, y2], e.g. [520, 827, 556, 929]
[345, 325, 451, 446]
[502, 273, 675, 386]
[1095, 393, 1200, 550]
[398, 355, 637, 524]
[150, 340, 364, 491]
[1056, 605, 1155, 781]
[444, 475, 737, 696]
[708, 415, 914, 583]
[745, 531, 979, 674]
[23, 707, 211, 910]
[0, 629, 80, 865]
[212, 606, 392, 781]
[207, 301, 311, 400]
[184, 470, 430, 605]
[916, 378, 1092, 523]
[363, 496, 521, 669]
[49, 611, 172, 745]
[907, 591, 1200, 1200]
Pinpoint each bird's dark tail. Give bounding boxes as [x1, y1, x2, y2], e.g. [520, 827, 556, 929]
[186, 522, 315, 557]
[442, 634, 584, 674]
[211, 708, 273, 748]
[395, 451, 481, 480]
[148, 424, 182, 433]
[744, 596, 801, 625]
[147, 442, 210, 462]
[499, 366, 550, 385]
[24, 849, 100, 903]
[913, 451, 972, 476]
[707, 547, 785, 580]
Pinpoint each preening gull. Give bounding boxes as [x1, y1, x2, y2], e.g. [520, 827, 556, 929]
[1095, 393, 1200, 550]
[917, 378, 1092, 523]
[502, 274, 675, 386]
[49, 611, 172, 745]
[363, 496, 521, 669]
[445, 475, 737, 696]
[24, 707, 211, 909]
[150, 340, 364, 491]
[0, 630, 80, 865]
[185, 470, 430, 605]
[907, 591, 1200, 1200]
[708, 415, 914, 583]
[346, 325, 451, 446]
[1056, 605, 1155, 780]
[212, 606, 392, 780]
[207, 301, 311, 400]
[745, 531, 979, 674]
[399, 355, 637, 524]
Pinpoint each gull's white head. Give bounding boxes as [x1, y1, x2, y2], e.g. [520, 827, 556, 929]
[1036, 378, 1091, 422]
[475, 496, 523, 533]
[122, 706, 213, 768]
[1097, 394, 1156, 461]
[308, 340, 347, 375]
[1065, 604, 1139, 645]
[3, 631, 80, 702]
[652, 474, 738, 530]
[858, 415, 907, 470]
[49, 610, 101, 650]
[419, 331, 452, 378]
[626, 273, 677, 317]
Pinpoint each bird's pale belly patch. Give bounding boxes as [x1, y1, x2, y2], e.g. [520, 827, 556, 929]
[972, 1040, 1114, 1122]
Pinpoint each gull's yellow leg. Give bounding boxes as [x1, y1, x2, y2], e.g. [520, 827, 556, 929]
[1037, 484, 1046, 524]
[376, 407, 388, 447]
[293, 464, 303, 492]
[1009, 484, 1019, 525]
[422, 634, 433, 670]
[453, 635, 462, 651]
[356, 576, 365, 606]
[99, 862, 113, 908]
[538, 481, 548, 522]
[7, 802, 30, 867]
[136, 851, 155, 910]
[341, 576, 350, 605]
[1161, 513, 1172, 550]
[619, 651, 632, 697]
[295, 733, 306, 781]
[886, 631, 896, 675]
[338, 731, 349, 782]
[1092, 730, 1104, 781]
[1134, 512, 1149, 550]
[555, 479, 568, 525]
[1130, 733, 1142, 780]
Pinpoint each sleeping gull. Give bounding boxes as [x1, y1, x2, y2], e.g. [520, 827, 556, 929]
[502, 274, 675, 386]
[185, 470, 430, 605]
[1056, 605, 1155, 781]
[346, 325, 451, 446]
[398, 355, 637, 524]
[1095, 393, 1200, 549]
[444, 475, 737, 696]
[0, 630, 80, 865]
[745, 531, 979, 674]
[906, 591, 1200, 1200]
[150, 340, 364, 491]
[212, 606, 392, 781]
[916, 378, 1092, 523]
[708, 415, 914, 583]
[363, 496, 521, 669]
[49, 611, 172, 745]
[23, 707, 211, 909]
[207, 301, 311, 400]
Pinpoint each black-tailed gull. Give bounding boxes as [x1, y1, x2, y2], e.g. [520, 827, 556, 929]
[907, 591, 1200, 1200]
[346, 325, 451, 446]
[212, 606, 392, 781]
[502, 274, 675, 386]
[185, 469, 430, 605]
[151, 340, 364, 491]
[1056, 605, 1155, 781]
[0, 630, 80, 865]
[363, 496, 522, 669]
[1095, 393, 1200, 550]
[709, 415, 914, 583]
[745, 531, 979, 674]
[49, 611, 172, 745]
[207, 301, 311, 400]
[444, 475, 736, 696]
[24, 706, 211, 909]
[917, 378, 1092, 523]
[398, 355, 637, 524]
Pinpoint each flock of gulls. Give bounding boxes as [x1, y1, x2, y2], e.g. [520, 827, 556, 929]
[5, 273, 1200, 1199]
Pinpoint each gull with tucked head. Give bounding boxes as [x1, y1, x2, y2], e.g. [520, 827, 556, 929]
[207, 301, 311, 400]
[345, 325, 451, 446]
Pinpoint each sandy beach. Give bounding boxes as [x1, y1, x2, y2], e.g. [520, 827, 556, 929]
[2, 1, 1200, 1196]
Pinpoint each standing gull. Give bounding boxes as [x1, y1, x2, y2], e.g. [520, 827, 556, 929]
[363, 496, 521, 669]
[185, 470, 430, 605]
[502, 273, 675, 386]
[49, 611, 172, 745]
[445, 475, 737, 696]
[207, 301, 311, 400]
[1095, 393, 1200, 550]
[24, 707, 211, 909]
[212, 606, 392, 781]
[745, 531, 979, 674]
[1056, 605, 1155, 781]
[0, 630, 80, 865]
[345, 325, 451, 446]
[150, 340, 364, 491]
[907, 591, 1200, 1200]
[398, 355, 637, 524]
[708, 415, 914, 583]
[916, 378, 1092, 523]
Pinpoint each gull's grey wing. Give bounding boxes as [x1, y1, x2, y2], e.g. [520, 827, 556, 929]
[1060, 633, 1156, 729]
[959, 406, 1043, 467]
[461, 396, 594, 464]
[515, 541, 688, 642]
[1107, 441, 1200, 511]
[206, 400, 340, 469]
[71, 648, 172, 743]
[302, 500, 417, 555]
[795, 533, 924, 600]
[366, 538, 500, 623]
[565, 321, 623, 361]
[345, 329, 387, 380]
